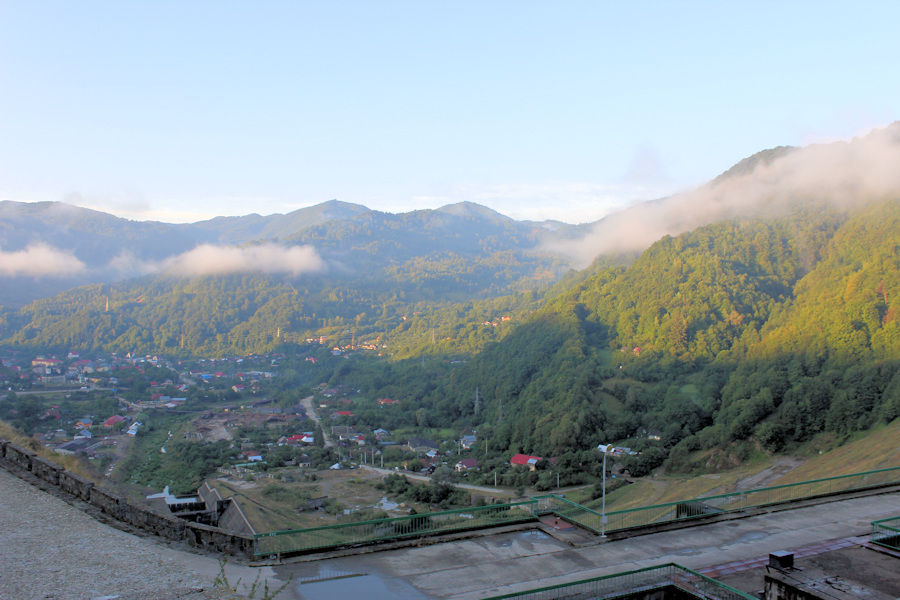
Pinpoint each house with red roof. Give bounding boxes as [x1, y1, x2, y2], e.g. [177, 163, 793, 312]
[103, 415, 128, 428]
[510, 453, 543, 471]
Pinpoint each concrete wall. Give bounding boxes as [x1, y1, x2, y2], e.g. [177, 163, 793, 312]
[0, 438, 255, 559]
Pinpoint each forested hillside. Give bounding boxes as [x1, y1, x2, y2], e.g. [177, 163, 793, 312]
[3, 127, 900, 470]
[303, 197, 900, 472]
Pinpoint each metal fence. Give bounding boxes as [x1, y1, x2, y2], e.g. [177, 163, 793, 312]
[254, 499, 538, 556]
[253, 465, 900, 556]
[572, 465, 900, 535]
[534, 495, 605, 534]
[871, 516, 900, 551]
[482, 563, 757, 600]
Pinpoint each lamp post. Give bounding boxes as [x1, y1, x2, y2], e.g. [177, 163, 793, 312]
[597, 443, 612, 537]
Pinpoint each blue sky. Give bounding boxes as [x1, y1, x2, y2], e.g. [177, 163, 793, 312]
[2, 1, 898, 225]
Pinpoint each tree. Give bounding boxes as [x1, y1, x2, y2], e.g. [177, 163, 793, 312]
[313, 425, 324, 447]
[415, 408, 428, 428]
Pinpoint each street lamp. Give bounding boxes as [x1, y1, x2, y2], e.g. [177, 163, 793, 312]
[597, 443, 612, 537]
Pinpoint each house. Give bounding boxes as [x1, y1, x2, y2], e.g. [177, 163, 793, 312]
[510, 453, 543, 471]
[241, 451, 263, 462]
[54, 438, 100, 456]
[407, 437, 439, 454]
[75, 418, 93, 430]
[455, 458, 479, 472]
[103, 415, 128, 428]
[73, 428, 93, 440]
[460, 434, 477, 450]
[126, 422, 142, 436]
[40, 408, 62, 421]
[331, 426, 356, 438]
[377, 398, 399, 406]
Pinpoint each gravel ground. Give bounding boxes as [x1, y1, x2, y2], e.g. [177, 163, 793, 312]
[0, 467, 286, 600]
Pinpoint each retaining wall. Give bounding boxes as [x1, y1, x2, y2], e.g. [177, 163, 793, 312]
[0, 437, 254, 558]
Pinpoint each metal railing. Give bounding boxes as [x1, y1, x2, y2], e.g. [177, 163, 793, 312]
[871, 516, 900, 551]
[253, 465, 900, 556]
[254, 499, 538, 556]
[483, 563, 757, 600]
[534, 495, 605, 534]
[593, 465, 900, 535]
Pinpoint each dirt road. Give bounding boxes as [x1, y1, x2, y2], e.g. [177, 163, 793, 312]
[359, 465, 515, 497]
[300, 395, 333, 446]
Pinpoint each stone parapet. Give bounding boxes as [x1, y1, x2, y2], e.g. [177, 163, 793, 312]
[0, 443, 255, 559]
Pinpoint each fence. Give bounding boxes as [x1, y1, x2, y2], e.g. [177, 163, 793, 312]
[871, 516, 900, 551]
[254, 499, 538, 556]
[565, 465, 900, 535]
[482, 563, 756, 600]
[534, 495, 605, 534]
[252, 465, 900, 556]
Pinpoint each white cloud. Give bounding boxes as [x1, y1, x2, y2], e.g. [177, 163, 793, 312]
[0, 243, 87, 278]
[549, 123, 900, 266]
[162, 243, 326, 277]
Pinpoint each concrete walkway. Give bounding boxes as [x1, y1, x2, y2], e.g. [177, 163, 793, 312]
[279, 489, 900, 599]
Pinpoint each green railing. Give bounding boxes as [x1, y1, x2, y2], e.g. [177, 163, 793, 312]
[871, 516, 900, 551]
[597, 465, 900, 535]
[253, 465, 900, 556]
[534, 495, 605, 534]
[483, 563, 757, 600]
[254, 499, 538, 556]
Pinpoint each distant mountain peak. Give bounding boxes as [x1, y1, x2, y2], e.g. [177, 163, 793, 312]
[436, 201, 511, 222]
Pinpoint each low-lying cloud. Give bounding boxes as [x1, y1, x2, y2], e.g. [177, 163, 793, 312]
[162, 243, 325, 277]
[551, 123, 900, 266]
[0, 243, 87, 277]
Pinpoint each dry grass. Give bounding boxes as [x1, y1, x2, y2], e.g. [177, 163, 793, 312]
[0, 419, 101, 482]
[211, 469, 393, 533]
[777, 419, 900, 484]
[600, 459, 778, 512]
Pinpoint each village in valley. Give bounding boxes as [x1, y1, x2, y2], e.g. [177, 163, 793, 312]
[0, 348, 631, 535]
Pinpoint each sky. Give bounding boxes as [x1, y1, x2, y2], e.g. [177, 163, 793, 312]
[1, 1, 898, 225]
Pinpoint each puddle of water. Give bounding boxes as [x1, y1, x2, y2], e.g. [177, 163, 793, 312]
[296, 574, 429, 600]
[736, 531, 768, 544]
[520, 530, 548, 539]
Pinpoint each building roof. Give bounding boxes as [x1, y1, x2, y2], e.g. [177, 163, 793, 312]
[510, 453, 542, 466]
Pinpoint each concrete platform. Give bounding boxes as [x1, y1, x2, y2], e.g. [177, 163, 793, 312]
[278, 489, 900, 599]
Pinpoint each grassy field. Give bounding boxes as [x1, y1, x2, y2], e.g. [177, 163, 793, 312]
[777, 419, 900, 484]
[591, 418, 900, 513]
[210, 467, 415, 533]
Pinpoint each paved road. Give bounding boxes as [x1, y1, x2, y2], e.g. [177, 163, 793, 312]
[278, 489, 900, 599]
